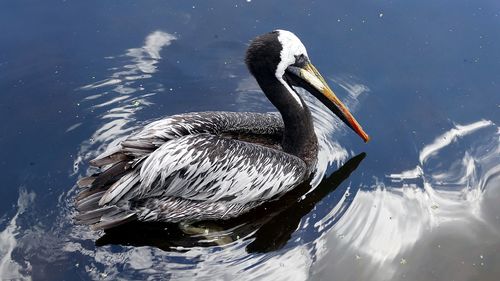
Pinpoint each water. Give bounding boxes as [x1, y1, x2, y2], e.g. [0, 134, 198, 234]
[1, 0, 499, 280]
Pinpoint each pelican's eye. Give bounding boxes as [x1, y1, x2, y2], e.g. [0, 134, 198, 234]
[293, 54, 308, 68]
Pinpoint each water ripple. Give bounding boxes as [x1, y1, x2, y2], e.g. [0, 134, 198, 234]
[312, 120, 499, 281]
[0, 188, 35, 281]
[73, 31, 176, 175]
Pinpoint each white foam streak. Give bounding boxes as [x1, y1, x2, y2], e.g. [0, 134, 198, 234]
[81, 78, 121, 90]
[73, 31, 176, 172]
[0, 188, 35, 281]
[324, 119, 498, 268]
[419, 120, 494, 164]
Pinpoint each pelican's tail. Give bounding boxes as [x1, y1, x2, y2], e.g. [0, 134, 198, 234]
[75, 160, 138, 230]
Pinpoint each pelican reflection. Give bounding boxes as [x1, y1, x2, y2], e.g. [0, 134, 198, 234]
[95, 152, 366, 253]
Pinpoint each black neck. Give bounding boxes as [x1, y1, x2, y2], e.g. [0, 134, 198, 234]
[254, 73, 318, 167]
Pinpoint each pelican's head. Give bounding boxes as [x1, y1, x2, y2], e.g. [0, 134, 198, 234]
[246, 30, 370, 143]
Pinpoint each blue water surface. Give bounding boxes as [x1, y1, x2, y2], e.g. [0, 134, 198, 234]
[1, 0, 499, 280]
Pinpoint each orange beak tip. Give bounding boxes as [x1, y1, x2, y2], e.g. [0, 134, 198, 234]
[358, 131, 370, 143]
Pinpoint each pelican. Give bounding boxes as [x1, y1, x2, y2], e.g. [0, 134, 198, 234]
[75, 30, 369, 230]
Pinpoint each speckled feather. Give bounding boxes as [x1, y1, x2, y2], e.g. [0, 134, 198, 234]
[76, 111, 308, 229]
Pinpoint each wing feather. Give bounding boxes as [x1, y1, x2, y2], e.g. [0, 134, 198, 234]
[89, 112, 283, 168]
[136, 134, 307, 204]
[96, 134, 307, 208]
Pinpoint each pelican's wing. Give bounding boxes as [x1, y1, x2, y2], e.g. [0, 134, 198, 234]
[76, 111, 290, 229]
[89, 111, 283, 167]
[99, 134, 307, 207]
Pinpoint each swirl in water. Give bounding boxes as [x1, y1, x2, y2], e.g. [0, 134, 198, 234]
[312, 120, 499, 281]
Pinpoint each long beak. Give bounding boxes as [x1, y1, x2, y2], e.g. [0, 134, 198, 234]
[286, 63, 370, 143]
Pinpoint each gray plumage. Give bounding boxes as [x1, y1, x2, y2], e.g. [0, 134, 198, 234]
[76, 112, 309, 230]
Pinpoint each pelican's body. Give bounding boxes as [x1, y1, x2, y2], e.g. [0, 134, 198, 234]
[76, 30, 369, 230]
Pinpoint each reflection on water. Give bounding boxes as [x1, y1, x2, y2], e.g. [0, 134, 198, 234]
[334, 120, 495, 263]
[95, 153, 366, 253]
[0, 189, 35, 280]
[73, 31, 176, 174]
[312, 120, 499, 281]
